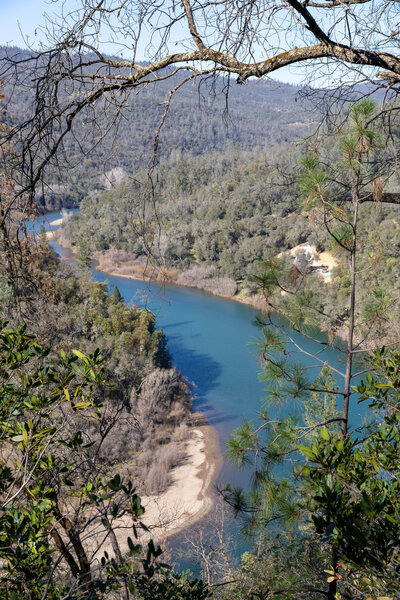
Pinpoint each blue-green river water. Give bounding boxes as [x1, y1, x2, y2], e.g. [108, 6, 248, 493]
[33, 211, 366, 569]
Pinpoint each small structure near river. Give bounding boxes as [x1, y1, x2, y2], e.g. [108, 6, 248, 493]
[290, 243, 338, 282]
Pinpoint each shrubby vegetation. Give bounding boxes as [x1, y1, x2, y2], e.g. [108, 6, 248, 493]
[0, 240, 192, 496]
[62, 130, 400, 343]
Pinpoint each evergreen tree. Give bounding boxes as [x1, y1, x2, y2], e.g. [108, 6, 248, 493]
[110, 284, 124, 304]
[223, 100, 400, 600]
[77, 235, 92, 269]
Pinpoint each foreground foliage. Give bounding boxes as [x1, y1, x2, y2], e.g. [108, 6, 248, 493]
[215, 102, 400, 600]
[300, 354, 400, 598]
[0, 321, 210, 599]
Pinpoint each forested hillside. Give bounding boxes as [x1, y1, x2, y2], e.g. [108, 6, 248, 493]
[5, 47, 395, 343]
[61, 139, 400, 344]
[2, 47, 316, 208]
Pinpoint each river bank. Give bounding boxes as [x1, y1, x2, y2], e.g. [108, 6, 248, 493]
[95, 251, 270, 310]
[48, 222, 356, 349]
[46, 221, 223, 548]
[49, 224, 269, 311]
[140, 420, 220, 545]
[49, 218, 340, 314]
[88, 421, 221, 561]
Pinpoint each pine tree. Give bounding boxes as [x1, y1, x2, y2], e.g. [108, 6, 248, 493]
[110, 284, 124, 304]
[224, 100, 400, 600]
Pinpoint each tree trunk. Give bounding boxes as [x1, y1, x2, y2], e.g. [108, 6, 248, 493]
[341, 186, 359, 437]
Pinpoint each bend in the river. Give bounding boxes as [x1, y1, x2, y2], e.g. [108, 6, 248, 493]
[33, 210, 368, 566]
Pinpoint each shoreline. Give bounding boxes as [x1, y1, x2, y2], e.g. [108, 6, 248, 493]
[96, 262, 268, 310]
[47, 224, 268, 311]
[88, 420, 221, 560]
[49, 224, 370, 350]
[47, 224, 353, 340]
[71, 246, 362, 346]
[46, 223, 223, 550]
[94, 249, 268, 311]
[141, 418, 221, 545]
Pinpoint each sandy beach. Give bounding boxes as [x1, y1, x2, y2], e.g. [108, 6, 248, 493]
[45, 217, 64, 241]
[86, 422, 221, 561]
[48, 217, 64, 227]
[140, 422, 220, 543]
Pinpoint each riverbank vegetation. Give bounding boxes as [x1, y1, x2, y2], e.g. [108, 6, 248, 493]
[0, 240, 194, 496]
[2, 0, 400, 594]
[60, 120, 400, 345]
[0, 316, 214, 599]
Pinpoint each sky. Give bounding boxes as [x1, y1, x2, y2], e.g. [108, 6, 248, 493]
[0, 0, 57, 48]
[0, 0, 308, 85]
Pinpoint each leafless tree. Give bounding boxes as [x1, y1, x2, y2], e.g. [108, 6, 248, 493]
[0, 0, 400, 299]
[175, 498, 237, 586]
[3, 0, 400, 203]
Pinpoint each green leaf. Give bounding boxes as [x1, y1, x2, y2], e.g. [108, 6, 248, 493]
[335, 440, 344, 452]
[320, 428, 330, 441]
[298, 445, 316, 459]
[72, 349, 86, 360]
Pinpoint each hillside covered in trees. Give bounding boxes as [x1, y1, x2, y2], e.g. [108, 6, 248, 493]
[1, 47, 318, 209]
[60, 133, 400, 345]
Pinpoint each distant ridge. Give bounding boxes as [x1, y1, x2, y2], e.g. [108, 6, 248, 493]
[2, 46, 317, 207]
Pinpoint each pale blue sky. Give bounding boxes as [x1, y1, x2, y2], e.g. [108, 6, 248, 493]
[0, 0, 60, 47]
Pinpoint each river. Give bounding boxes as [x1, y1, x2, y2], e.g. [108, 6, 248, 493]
[33, 210, 366, 570]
